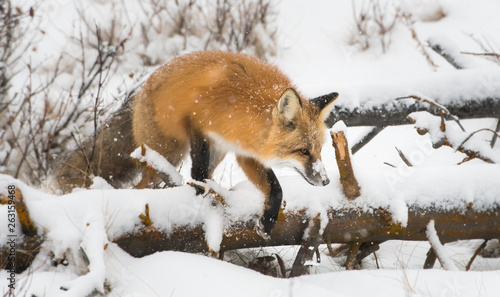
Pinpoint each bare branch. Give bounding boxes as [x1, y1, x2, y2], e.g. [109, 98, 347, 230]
[461, 51, 500, 58]
[466, 240, 488, 271]
[396, 94, 465, 132]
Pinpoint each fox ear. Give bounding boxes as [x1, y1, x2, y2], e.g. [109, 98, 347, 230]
[310, 92, 339, 121]
[277, 88, 302, 127]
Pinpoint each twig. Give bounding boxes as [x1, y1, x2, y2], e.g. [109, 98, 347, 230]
[273, 253, 287, 278]
[383, 162, 396, 168]
[186, 182, 226, 206]
[139, 204, 152, 227]
[491, 119, 500, 148]
[402, 13, 437, 69]
[344, 241, 361, 270]
[396, 94, 465, 132]
[463, 34, 500, 65]
[456, 128, 500, 155]
[428, 39, 463, 69]
[466, 240, 488, 271]
[326, 237, 349, 257]
[423, 247, 437, 269]
[351, 126, 384, 155]
[356, 241, 381, 265]
[395, 147, 412, 167]
[461, 51, 500, 58]
[373, 251, 380, 269]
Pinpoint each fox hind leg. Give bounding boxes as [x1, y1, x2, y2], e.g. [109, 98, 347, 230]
[189, 131, 210, 184]
[189, 131, 227, 194]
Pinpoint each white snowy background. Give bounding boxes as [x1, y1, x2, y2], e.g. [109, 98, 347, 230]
[1, 0, 500, 296]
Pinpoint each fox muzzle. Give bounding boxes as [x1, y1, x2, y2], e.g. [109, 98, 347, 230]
[298, 159, 329, 187]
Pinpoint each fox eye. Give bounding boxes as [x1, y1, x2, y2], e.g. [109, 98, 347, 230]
[299, 148, 310, 156]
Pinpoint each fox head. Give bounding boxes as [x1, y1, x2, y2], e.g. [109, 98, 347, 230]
[264, 88, 339, 187]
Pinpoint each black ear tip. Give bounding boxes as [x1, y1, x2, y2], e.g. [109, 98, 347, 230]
[310, 92, 339, 110]
[326, 92, 339, 101]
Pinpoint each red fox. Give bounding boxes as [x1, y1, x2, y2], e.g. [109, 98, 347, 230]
[55, 51, 338, 237]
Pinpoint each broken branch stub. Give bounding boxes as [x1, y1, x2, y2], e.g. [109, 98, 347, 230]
[0, 188, 37, 237]
[0, 188, 43, 273]
[331, 130, 361, 199]
[289, 213, 323, 277]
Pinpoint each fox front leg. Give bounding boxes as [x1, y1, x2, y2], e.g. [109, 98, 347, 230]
[261, 169, 283, 237]
[236, 156, 283, 239]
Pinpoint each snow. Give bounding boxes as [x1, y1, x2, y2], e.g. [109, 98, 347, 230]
[427, 32, 488, 69]
[409, 111, 500, 163]
[426, 220, 459, 271]
[3, 241, 500, 296]
[130, 144, 184, 186]
[330, 121, 347, 134]
[311, 159, 328, 183]
[59, 213, 108, 296]
[3, 0, 500, 296]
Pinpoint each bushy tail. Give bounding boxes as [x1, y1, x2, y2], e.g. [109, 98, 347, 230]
[52, 100, 138, 193]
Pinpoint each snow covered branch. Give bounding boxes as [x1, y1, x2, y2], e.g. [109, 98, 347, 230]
[426, 220, 459, 271]
[1, 176, 500, 274]
[114, 203, 500, 258]
[327, 96, 499, 128]
[131, 144, 183, 187]
[324, 68, 500, 128]
[59, 213, 108, 297]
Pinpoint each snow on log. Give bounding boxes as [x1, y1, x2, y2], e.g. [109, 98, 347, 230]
[114, 203, 500, 258]
[327, 97, 499, 127]
[131, 144, 184, 187]
[1, 159, 500, 272]
[321, 68, 500, 127]
[59, 213, 108, 296]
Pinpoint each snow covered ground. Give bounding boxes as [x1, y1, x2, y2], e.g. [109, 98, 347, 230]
[2, 0, 500, 296]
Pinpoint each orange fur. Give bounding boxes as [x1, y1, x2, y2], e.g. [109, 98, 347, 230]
[132, 51, 337, 190]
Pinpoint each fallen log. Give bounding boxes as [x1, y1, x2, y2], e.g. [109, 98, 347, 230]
[114, 204, 500, 257]
[1, 185, 499, 272]
[326, 97, 500, 127]
[2, 122, 499, 274]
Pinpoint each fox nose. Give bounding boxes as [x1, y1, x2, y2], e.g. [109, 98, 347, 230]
[322, 178, 330, 186]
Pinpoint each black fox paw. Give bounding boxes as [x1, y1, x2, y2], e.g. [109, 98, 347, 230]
[255, 217, 273, 240]
[194, 184, 205, 196]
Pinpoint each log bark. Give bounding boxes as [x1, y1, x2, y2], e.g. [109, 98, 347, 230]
[325, 98, 500, 128]
[113, 204, 500, 258]
[351, 126, 384, 155]
[344, 241, 361, 270]
[423, 248, 437, 269]
[2, 191, 499, 273]
[289, 214, 322, 277]
[0, 189, 42, 273]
